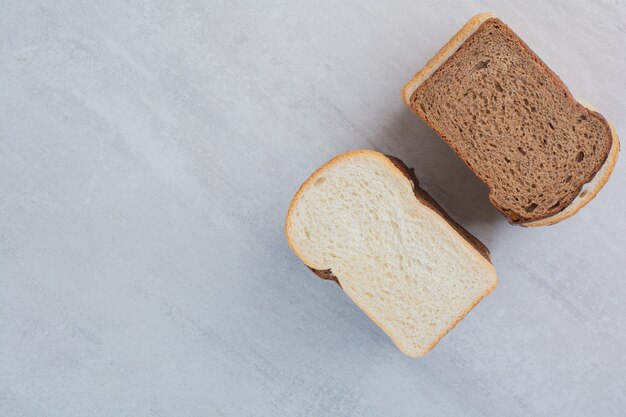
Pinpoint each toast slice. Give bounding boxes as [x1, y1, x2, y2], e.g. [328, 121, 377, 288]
[285, 150, 498, 357]
[403, 13, 619, 226]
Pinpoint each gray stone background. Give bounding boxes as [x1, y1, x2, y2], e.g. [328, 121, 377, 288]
[1, 0, 625, 416]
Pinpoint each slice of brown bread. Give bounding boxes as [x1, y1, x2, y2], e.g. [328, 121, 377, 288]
[402, 13, 619, 226]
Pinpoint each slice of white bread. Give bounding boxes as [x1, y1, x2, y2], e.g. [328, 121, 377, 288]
[402, 13, 619, 226]
[285, 150, 498, 357]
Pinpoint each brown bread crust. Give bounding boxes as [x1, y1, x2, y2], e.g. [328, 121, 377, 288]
[308, 267, 340, 286]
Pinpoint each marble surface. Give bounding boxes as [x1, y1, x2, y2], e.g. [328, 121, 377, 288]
[2, 1, 626, 415]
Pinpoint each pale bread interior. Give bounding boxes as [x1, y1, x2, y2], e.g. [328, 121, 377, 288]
[286, 151, 497, 356]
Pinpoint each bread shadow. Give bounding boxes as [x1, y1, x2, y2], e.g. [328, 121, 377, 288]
[371, 109, 506, 244]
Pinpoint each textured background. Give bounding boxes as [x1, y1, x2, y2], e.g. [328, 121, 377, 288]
[2, 1, 625, 416]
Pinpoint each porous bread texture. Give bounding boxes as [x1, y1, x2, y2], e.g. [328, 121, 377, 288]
[285, 150, 497, 357]
[403, 14, 619, 226]
[524, 100, 619, 226]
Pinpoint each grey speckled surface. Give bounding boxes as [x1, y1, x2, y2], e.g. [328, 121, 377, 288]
[2, 1, 626, 416]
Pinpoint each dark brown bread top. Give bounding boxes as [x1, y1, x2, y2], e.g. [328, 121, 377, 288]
[409, 18, 613, 223]
[307, 154, 492, 286]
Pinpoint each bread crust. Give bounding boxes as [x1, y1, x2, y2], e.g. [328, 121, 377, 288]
[285, 150, 497, 356]
[308, 267, 340, 286]
[402, 14, 619, 226]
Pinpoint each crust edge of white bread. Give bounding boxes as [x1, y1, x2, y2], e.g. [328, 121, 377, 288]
[401, 12, 620, 227]
[285, 150, 498, 357]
